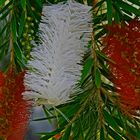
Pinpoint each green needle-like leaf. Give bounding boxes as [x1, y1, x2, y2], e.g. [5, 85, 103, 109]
[117, 0, 140, 16]
[95, 68, 101, 88]
[21, 0, 26, 10]
[106, 0, 113, 25]
[19, 11, 26, 37]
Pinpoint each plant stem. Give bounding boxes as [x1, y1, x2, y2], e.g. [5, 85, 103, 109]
[9, 3, 15, 67]
[10, 33, 14, 65]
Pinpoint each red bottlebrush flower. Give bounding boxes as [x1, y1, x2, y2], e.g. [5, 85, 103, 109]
[118, 86, 139, 110]
[102, 19, 140, 115]
[0, 69, 31, 140]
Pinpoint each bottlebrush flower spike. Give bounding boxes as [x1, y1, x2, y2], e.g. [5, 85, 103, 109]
[0, 69, 30, 140]
[23, 0, 92, 105]
[102, 19, 140, 115]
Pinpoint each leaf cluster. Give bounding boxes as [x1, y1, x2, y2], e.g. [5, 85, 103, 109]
[0, 0, 43, 71]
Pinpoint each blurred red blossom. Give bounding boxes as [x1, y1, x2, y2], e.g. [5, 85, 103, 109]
[53, 134, 61, 140]
[0, 69, 31, 140]
[102, 19, 140, 115]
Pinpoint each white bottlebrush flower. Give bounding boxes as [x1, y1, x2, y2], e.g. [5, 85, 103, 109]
[23, 0, 92, 106]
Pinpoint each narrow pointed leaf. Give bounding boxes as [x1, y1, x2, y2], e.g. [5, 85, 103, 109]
[106, 0, 113, 24]
[81, 56, 94, 83]
[127, 0, 140, 6]
[95, 68, 101, 88]
[11, 15, 17, 42]
[21, 0, 26, 10]
[103, 110, 120, 131]
[19, 11, 26, 37]
[117, 0, 140, 16]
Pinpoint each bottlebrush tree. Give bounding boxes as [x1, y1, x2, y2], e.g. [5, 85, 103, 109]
[0, 0, 140, 140]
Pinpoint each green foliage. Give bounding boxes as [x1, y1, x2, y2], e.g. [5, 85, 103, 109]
[0, 0, 140, 139]
[0, 0, 42, 71]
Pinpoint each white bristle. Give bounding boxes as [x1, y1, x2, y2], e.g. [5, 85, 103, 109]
[23, 0, 92, 106]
